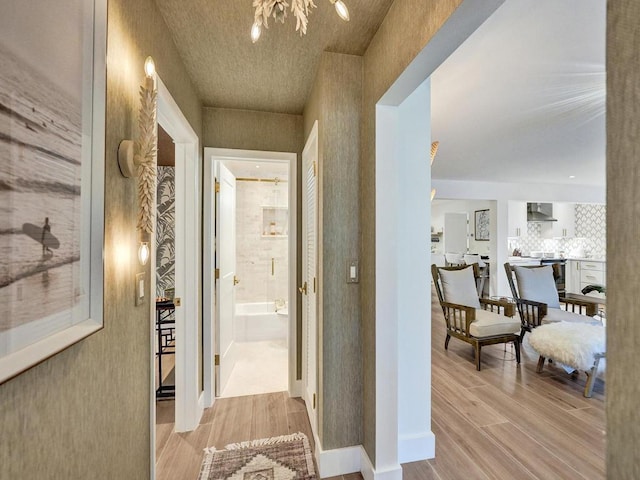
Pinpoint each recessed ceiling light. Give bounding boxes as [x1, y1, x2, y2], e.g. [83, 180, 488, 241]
[256, 165, 260, 169]
[569, 175, 575, 179]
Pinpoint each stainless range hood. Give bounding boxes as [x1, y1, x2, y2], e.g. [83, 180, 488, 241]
[527, 202, 557, 222]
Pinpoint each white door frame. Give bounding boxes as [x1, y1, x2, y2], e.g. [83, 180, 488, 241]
[203, 147, 300, 397]
[150, 77, 205, 477]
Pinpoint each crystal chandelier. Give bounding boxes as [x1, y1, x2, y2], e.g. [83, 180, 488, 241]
[251, 0, 350, 43]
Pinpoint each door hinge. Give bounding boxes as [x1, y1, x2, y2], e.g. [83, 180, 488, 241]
[313, 393, 316, 409]
[215, 268, 220, 280]
[215, 180, 220, 193]
[313, 161, 317, 177]
[313, 277, 316, 293]
[215, 354, 220, 366]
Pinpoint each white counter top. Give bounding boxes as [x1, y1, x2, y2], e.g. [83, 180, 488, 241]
[566, 257, 606, 263]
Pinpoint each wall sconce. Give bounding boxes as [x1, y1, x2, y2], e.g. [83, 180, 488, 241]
[117, 56, 158, 263]
[138, 241, 150, 265]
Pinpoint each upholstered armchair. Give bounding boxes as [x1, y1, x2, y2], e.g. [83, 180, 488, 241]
[432, 264, 521, 370]
[504, 263, 601, 339]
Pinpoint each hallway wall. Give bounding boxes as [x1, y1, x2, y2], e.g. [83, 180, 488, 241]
[303, 51, 363, 450]
[0, 0, 202, 478]
[607, 0, 640, 474]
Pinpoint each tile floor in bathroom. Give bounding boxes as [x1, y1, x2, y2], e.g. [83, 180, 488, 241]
[220, 339, 288, 398]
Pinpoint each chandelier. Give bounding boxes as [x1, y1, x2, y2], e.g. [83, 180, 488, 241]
[251, 0, 350, 43]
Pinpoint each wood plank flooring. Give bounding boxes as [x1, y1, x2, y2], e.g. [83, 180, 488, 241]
[156, 393, 315, 480]
[157, 288, 605, 479]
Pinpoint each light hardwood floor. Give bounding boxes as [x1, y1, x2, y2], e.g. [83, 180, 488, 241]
[157, 289, 605, 479]
[156, 393, 315, 480]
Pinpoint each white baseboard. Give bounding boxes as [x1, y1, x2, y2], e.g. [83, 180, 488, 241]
[398, 431, 435, 464]
[313, 438, 403, 480]
[313, 433, 361, 478]
[360, 447, 402, 480]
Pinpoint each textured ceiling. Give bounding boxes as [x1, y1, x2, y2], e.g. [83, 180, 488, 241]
[155, 0, 393, 114]
[431, 0, 606, 186]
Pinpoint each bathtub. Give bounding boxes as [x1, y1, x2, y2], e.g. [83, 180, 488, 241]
[234, 302, 288, 342]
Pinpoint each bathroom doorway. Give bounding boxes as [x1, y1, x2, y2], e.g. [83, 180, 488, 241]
[204, 148, 299, 400]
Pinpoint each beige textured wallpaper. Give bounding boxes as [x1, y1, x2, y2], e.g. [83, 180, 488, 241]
[303, 52, 363, 450]
[606, 1, 640, 477]
[0, 0, 202, 478]
[359, 0, 463, 464]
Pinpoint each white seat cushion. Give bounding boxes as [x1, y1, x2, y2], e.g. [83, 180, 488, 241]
[543, 308, 602, 325]
[439, 266, 481, 309]
[514, 266, 560, 309]
[469, 309, 521, 338]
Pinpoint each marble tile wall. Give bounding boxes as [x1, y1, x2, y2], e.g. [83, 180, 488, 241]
[510, 204, 606, 258]
[236, 180, 289, 305]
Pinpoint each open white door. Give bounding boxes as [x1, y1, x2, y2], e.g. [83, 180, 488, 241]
[301, 123, 318, 432]
[444, 212, 469, 254]
[215, 163, 237, 396]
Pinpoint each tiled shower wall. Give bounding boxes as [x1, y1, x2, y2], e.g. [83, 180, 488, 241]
[510, 203, 606, 257]
[236, 180, 289, 305]
[156, 166, 175, 297]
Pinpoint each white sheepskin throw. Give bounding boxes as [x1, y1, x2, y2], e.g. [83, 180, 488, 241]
[528, 321, 606, 373]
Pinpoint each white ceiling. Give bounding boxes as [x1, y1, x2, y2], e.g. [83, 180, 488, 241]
[223, 159, 289, 181]
[431, 0, 606, 187]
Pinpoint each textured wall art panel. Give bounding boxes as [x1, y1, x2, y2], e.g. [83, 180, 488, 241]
[156, 166, 175, 297]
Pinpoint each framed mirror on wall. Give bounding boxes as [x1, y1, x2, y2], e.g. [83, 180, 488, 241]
[0, 0, 106, 384]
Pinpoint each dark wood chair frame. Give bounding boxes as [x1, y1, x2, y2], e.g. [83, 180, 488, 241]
[503, 262, 599, 339]
[432, 264, 521, 371]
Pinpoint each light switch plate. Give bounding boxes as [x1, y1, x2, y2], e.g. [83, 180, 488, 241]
[347, 259, 359, 283]
[135, 272, 145, 306]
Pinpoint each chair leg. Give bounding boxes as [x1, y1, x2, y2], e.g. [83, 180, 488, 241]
[584, 354, 603, 398]
[444, 334, 451, 350]
[536, 355, 546, 373]
[475, 344, 482, 371]
[514, 338, 521, 364]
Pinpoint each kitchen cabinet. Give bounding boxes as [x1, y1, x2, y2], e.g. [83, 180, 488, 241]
[566, 260, 580, 294]
[566, 259, 606, 298]
[543, 202, 575, 238]
[508, 201, 527, 237]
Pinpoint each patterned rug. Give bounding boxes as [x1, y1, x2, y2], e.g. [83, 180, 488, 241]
[198, 432, 316, 480]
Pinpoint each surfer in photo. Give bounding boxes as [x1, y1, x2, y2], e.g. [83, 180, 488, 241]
[42, 217, 52, 255]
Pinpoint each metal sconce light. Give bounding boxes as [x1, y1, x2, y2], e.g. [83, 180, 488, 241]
[118, 56, 158, 265]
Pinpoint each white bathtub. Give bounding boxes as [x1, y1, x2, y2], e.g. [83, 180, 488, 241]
[234, 302, 288, 342]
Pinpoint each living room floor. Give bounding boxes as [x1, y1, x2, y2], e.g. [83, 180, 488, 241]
[156, 288, 605, 479]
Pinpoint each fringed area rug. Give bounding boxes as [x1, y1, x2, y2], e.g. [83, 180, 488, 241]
[198, 432, 316, 480]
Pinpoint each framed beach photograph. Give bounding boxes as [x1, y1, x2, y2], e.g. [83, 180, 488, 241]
[0, 0, 106, 384]
[474, 209, 490, 241]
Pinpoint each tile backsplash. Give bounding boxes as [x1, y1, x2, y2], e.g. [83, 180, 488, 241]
[509, 204, 606, 258]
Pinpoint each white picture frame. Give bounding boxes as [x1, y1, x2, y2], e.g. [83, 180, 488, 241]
[0, 0, 106, 384]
